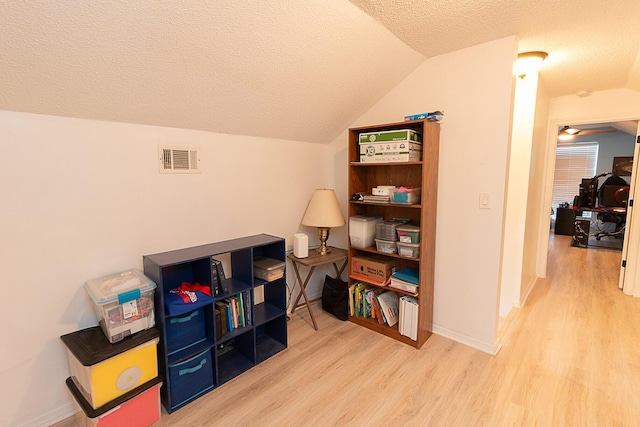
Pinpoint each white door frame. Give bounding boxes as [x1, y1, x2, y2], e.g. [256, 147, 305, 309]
[619, 123, 640, 295]
[537, 114, 640, 279]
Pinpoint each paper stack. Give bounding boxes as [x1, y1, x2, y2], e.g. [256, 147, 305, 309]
[389, 267, 419, 295]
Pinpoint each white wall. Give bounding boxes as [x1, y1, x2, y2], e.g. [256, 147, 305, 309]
[330, 36, 517, 353]
[0, 111, 333, 427]
[500, 70, 538, 317]
[521, 79, 550, 303]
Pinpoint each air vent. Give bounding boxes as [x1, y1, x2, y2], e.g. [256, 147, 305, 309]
[158, 145, 200, 174]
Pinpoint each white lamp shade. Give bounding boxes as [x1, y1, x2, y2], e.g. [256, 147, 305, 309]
[301, 189, 345, 228]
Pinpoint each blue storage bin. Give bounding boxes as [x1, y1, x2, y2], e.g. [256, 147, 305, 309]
[169, 349, 214, 407]
[166, 308, 207, 354]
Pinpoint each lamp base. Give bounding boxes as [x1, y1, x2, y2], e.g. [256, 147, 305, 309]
[316, 227, 331, 255]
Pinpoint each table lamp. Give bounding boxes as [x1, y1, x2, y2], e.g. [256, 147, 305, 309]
[301, 189, 345, 255]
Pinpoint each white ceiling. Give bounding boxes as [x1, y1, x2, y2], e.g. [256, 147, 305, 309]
[2, 1, 640, 143]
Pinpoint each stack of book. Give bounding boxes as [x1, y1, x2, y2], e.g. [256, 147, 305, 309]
[399, 295, 419, 340]
[388, 267, 419, 295]
[215, 290, 252, 339]
[349, 282, 400, 326]
[362, 194, 390, 203]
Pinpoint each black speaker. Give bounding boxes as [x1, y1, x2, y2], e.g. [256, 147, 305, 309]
[555, 208, 576, 235]
[572, 218, 590, 247]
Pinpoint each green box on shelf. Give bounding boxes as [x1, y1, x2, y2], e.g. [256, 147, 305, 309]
[359, 129, 422, 144]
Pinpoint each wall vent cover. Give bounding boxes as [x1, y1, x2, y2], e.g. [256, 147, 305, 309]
[158, 145, 200, 174]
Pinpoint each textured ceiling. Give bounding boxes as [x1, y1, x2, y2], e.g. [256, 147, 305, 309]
[2, 1, 640, 143]
[0, 1, 424, 143]
[350, 0, 640, 98]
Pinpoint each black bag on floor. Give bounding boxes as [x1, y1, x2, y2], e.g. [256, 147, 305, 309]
[321, 275, 349, 321]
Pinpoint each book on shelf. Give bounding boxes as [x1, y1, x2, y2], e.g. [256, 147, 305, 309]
[376, 291, 400, 327]
[362, 194, 390, 203]
[215, 308, 222, 339]
[226, 300, 234, 331]
[216, 292, 252, 334]
[242, 290, 252, 326]
[237, 292, 245, 328]
[215, 301, 229, 337]
[399, 295, 418, 340]
[350, 282, 401, 326]
[389, 267, 419, 295]
[211, 258, 227, 295]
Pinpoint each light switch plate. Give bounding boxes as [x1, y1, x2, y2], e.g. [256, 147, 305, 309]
[479, 192, 492, 209]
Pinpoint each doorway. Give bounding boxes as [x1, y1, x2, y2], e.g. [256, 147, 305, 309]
[543, 119, 639, 285]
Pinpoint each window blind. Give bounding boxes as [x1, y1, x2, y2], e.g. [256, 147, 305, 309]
[552, 142, 598, 214]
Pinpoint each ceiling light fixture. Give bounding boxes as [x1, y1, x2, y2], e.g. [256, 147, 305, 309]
[558, 125, 576, 141]
[515, 51, 548, 79]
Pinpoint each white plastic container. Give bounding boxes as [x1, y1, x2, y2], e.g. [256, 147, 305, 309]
[349, 215, 383, 248]
[84, 269, 156, 343]
[375, 239, 397, 254]
[397, 242, 420, 258]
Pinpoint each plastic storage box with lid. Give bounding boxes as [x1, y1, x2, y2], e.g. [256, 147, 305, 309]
[60, 326, 160, 409]
[349, 215, 383, 248]
[65, 376, 162, 427]
[391, 187, 421, 204]
[375, 218, 410, 241]
[375, 239, 397, 254]
[396, 224, 420, 243]
[253, 257, 285, 281]
[84, 269, 156, 343]
[396, 242, 420, 258]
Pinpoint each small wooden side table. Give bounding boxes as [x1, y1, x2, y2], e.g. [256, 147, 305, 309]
[287, 247, 348, 330]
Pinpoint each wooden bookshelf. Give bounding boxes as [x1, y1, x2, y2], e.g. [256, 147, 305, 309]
[347, 119, 439, 348]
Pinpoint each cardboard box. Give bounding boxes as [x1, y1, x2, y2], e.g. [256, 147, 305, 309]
[350, 255, 397, 284]
[359, 129, 422, 144]
[359, 141, 422, 163]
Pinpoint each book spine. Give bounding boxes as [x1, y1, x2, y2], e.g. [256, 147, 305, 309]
[237, 293, 245, 328]
[226, 300, 234, 331]
[215, 308, 222, 339]
[243, 290, 252, 326]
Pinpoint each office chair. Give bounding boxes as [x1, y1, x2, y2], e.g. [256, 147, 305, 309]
[594, 174, 629, 241]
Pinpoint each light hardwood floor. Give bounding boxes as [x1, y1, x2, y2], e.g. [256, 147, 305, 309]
[54, 234, 640, 426]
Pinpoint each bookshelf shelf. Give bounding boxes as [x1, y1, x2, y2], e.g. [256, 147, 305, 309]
[347, 119, 439, 349]
[143, 234, 287, 412]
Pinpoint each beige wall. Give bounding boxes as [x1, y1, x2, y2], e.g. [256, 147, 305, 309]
[521, 79, 551, 303]
[0, 111, 332, 426]
[500, 69, 538, 317]
[3, 35, 522, 426]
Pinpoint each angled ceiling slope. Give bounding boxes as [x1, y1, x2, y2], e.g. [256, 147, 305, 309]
[3, 1, 640, 142]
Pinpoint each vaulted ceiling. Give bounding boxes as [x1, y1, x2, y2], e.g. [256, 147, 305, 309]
[2, 1, 640, 143]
